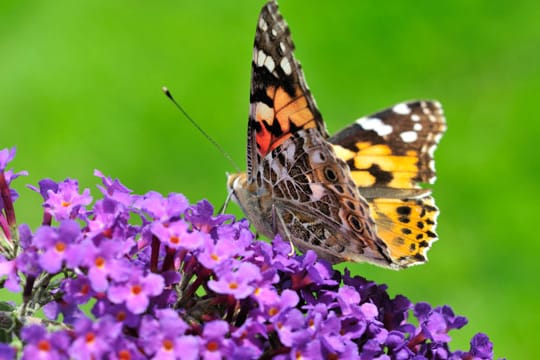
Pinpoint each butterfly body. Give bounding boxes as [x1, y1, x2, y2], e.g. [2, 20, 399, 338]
[228, 1, 446, 269]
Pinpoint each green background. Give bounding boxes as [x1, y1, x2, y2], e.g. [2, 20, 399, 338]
[1, 0, 539, 358]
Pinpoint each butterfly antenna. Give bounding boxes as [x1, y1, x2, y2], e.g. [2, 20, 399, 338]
[162, 86, 241, 173]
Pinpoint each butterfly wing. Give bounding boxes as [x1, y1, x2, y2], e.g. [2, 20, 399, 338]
[330, 101, 446, 266]
[247, 0, 328, 181]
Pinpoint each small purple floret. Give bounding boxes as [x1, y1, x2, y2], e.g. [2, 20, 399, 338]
[43, 179, 92, 220]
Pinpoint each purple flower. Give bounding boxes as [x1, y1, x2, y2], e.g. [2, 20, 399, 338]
[185, 199, 233, 232]
[360, 338, 384, 360]
[33, 220, 84, 273]
[0, 154, 498, 359]
[61, 276, 94, 305]
[151, 219, 205, 251]
[197, 221, 254, 269]
[0, 147, 16, 171]
[28, 179, 59, 202]
[214, 219, 254, 253]
[43, 179, 92, 220]
[80, 238, 134, 292]
[69, 316, 122, 360]
[230, 318, 266, 359]
[92, 300, 140, 328]
[94, 169, 134, 207]
[335, 285, 361, 314]
[200, 320, 233, 360]
[208, 261, 261, 299]
[43, 299, 85, 325]
[86, 197, 132, 242]
[134, 191, 189, 222]
[42, 277, 91, 323]
[306, 308, 344, 351]
[273, 308, 307, 347]
[108, 271, 164, 314]
[17, 223, 33, 249]
[109, 337, 147, 360]
[384, 331, 415, 359]
[138, 309, 199, 359]
[197, 235, 238, 269]
[258, 288, 299, 320]
[469, 333, 494, 359]
[292, 339, 323, 359]
[21, 324, 70, 359]
[0, 343, 16, 360]
[0, 256, 20, 292]
[15, 248, 41, 278]
[414, 303, 468, 343]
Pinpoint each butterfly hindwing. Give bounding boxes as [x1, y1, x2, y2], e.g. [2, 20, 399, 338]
[367, 193, 439, 265]
[329, 101, 446, 266]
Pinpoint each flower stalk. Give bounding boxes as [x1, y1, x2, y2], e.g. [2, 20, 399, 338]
[0, 170, 16, 231]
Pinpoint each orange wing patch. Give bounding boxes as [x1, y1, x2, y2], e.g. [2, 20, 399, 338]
[254, 85, 318, 157]
[333, 143, 420, 189]
[369, 195, 438, 266]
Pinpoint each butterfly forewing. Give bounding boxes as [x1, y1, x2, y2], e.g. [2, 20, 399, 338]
[330, 101, 446, 189]
[247, 0, 327, 178]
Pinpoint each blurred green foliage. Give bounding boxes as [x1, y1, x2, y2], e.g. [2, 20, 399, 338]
[1, 0, 539, 357]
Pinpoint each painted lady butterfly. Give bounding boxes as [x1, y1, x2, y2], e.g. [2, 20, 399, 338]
[227, 1, 446, 269]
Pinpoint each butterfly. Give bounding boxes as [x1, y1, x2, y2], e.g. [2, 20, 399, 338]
[227, 1, 446, 269]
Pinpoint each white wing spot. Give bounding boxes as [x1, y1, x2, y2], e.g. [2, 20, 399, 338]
[411, 114, 420, 122]
[285, 140, 296, 160]
[256, 49, 266, 67]
[280, 57, 292, 75]
[310, 150, 326, 164]
[271, 28, 277, 37]
[270, 157, 283, 175]
[400, 131, 418, 143]
[258, 18, 268, 31]
[264, 55, 275, 73]
[428, 144, 437, 157]
[279, 42, 286, 54]
[413, 123, 422, 131]
[421, 102, 430, 114]
[309, 183, 326, 201]
[255, 102, 273, 122]
[357, 117, 393, 136]
[393, 103, 411, 115]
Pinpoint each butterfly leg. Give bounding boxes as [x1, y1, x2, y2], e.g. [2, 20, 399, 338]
[218, 188, 235, 215]
[271, 204, 296, 257]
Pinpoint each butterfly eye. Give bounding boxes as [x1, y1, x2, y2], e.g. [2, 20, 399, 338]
[347, 214, 363, 232]
[324, 167, 338, 182]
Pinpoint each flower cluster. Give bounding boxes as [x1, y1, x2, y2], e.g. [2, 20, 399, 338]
[0, 147, 495, 359]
